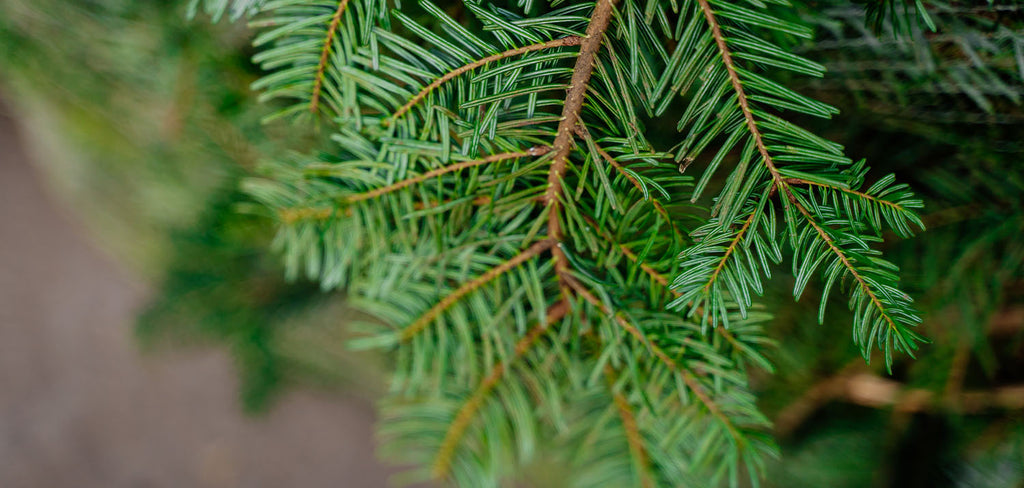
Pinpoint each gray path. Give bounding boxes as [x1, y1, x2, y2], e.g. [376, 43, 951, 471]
[0, 100, 394, 487]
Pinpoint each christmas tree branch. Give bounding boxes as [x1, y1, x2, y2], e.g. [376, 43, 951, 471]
[545, 0, 618, 290]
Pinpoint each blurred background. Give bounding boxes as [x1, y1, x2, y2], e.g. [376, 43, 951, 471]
[0, 1, 396, 486]
[0, 0, 1021, 487]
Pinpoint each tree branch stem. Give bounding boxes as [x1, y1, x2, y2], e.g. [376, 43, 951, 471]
[310, 0, 351, 113]
[545, 0, 618, 285]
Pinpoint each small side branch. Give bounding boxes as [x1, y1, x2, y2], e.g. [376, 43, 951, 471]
[279, 196, 493, 223]
[310, 0, 351, 113]
[564, 278, 743, 442]
[696, 0, 783, 185]
[400, 239, 555, 342]
[579, 216, 743, 349]
[431, 300, 569, 479]
[789, 197, 898, 333]
[347, 148, 549, 204]
[586, 133, 686, 243]
[605, 365, 655, 488]
[612, 311, 743, 443]
[784, 178, 909, 212]
[387, 36, 583, 124]
[703, 212, 756, 294]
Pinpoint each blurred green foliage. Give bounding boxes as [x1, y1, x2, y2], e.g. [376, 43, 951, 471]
[1, 0, 1022, 484]
[0, 0, 373, 411]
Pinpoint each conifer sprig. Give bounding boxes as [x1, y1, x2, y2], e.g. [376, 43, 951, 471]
[194, 0, 928, 484]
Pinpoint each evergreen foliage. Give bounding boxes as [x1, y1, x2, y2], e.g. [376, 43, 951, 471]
[188, 0, 941, 485]
[5, 0, 1022, 485]
[797, 0, 1024, 124]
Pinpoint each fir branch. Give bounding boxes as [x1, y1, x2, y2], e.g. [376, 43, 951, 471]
[788, 194, 894, 328]
[585, 128, 687, 243]
[703, 212, 757, 298]
[696, 0, 785, 184]
[565, 278, 745, 443]
[785, 178, 909, 212]
[278, 196, 493, 223]
[581, 213, 774, 372]
[786, 193, 921, 368]
[213, 0, 931, 483]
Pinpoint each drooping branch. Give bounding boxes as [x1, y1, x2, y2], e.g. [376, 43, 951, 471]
[695, 0, 916, 353]
[788, 197, 899, 334]
[310, 0, 351, 113]
[431, 300, 569, 479]
[563, 278, 744, 442]
[399, 239, 555, 342]
[387, 36, 584, 125]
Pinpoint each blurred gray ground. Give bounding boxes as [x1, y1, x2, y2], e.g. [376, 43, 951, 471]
[0, 101, 393, 487]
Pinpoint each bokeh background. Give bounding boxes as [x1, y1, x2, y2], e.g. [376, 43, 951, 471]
[0, 1, 1022, 487]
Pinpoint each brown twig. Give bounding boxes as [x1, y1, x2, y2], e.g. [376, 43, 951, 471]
[310, 0, 351, 113]
[544, 0, 618, 291]
[774, 370, 1024, 437]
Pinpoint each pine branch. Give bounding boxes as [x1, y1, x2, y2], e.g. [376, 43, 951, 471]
[697, 0, 785, 184]
[584, 126, 688, 244]
[347, 148, 548, 203]
[566, 278, 745, 444]
[664, 0, 925, 364]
